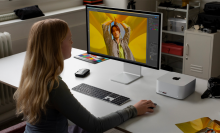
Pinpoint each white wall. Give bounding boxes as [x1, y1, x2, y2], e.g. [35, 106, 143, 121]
[0, 0, 82, 15]
[103, 0, 127, 9]
[0, 0, 87, 54]
[0, 9, 86, 54]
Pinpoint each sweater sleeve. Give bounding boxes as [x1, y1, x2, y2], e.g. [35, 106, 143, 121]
[102, 24, 112, 47]
[49, 79, 137, 133]
[122, 26, 131, 46]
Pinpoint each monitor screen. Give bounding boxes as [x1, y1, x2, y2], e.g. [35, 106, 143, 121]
[86, 5, 162, 69]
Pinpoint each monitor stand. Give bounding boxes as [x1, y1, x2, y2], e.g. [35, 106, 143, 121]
[111, 62, 142, 84]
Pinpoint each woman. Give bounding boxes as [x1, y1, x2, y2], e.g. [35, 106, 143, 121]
[102, 18, 135, 61]
[14, 19, 156, 133]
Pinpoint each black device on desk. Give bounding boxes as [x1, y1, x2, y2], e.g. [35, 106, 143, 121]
[149, 103, 157, 109]
[201, 77, 220, 99]
[75, 69, 90, 77]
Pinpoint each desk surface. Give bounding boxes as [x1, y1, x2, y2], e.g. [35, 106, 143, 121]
[0, 48, 219, 133]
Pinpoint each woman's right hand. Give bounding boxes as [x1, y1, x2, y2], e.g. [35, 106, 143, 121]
[133, 100, 156, 116]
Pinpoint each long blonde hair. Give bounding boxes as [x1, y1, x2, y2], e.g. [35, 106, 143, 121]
[14, 19, 69, 125]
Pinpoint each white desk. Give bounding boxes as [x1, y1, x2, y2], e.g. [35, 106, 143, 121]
[0, 48, 219, 133]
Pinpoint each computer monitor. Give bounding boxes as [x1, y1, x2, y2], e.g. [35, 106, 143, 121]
[86, 5, 162, 84]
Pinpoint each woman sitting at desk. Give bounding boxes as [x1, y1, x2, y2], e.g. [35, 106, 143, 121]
[14, 19, 156, 133]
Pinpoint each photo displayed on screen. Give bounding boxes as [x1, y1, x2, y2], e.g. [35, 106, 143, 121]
[89, 11, 148, 64]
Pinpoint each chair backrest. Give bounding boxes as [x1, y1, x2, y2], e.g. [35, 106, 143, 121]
[0, 121, 26, 133]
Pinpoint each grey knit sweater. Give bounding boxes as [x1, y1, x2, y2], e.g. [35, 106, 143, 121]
[24, 77, 137, 133]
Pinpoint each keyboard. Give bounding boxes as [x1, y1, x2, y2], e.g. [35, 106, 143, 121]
[72, 83, 130, 106]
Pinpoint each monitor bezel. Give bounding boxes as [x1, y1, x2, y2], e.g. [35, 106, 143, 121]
[86, 5, 162, 70]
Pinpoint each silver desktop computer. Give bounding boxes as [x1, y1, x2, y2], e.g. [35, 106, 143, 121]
[86, 5, 162, 84]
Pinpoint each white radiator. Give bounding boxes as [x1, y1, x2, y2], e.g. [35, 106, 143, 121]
[0, 32, 16, 124]
[0, 13, 18, 22]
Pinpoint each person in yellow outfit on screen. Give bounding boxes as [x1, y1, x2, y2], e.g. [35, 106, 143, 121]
[102, 17, 135, 61]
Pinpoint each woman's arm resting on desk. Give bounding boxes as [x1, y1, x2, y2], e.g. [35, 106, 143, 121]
[50, 79, 137, 133]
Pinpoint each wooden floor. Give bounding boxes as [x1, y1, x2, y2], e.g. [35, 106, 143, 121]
[0, 116, 24, 131]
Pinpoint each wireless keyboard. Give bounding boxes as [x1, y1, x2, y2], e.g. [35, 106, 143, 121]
[72, 83, 130, 106]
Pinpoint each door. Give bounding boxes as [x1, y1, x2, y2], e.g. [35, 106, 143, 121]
[184, 33, 211, 79]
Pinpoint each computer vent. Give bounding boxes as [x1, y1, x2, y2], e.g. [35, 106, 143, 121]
[190, 64, 203, 73]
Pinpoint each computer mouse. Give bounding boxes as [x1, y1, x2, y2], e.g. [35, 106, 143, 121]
[149, 103, 157, 109]
[75, 68, 90, 77]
